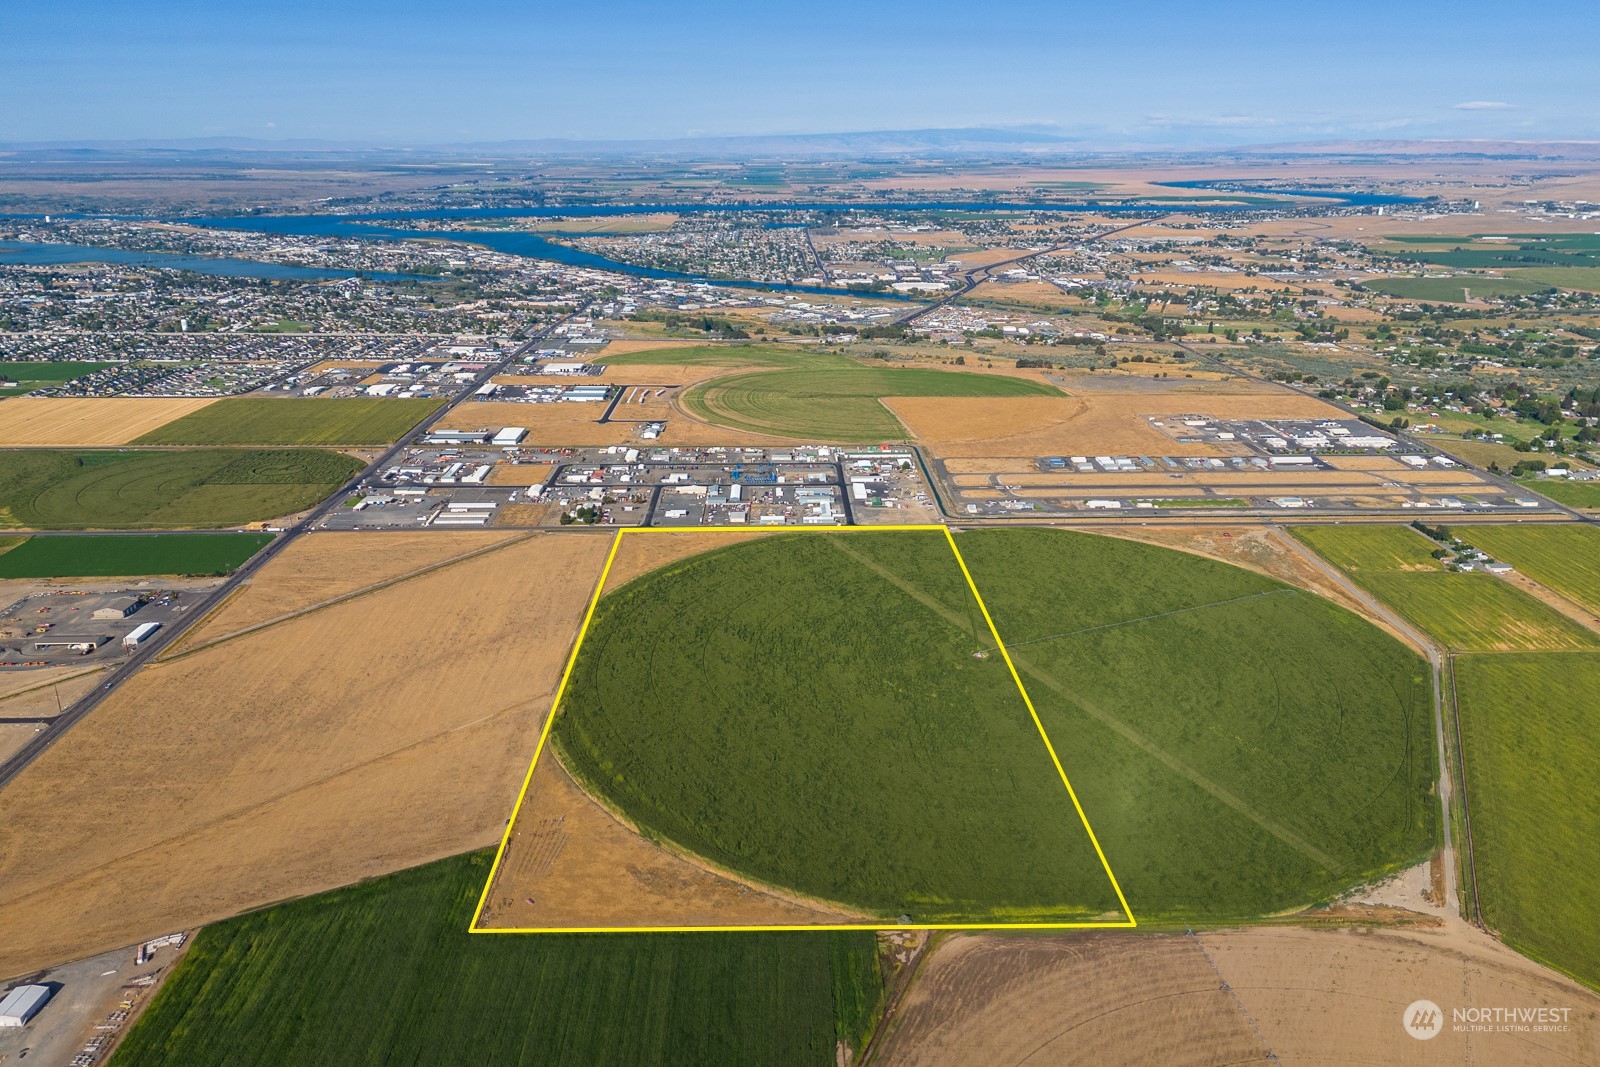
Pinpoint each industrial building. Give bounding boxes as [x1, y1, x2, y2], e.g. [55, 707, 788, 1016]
[91, 596, 140, 620]
[0, 984, 51, 1028]
[124, 621, 162, 649]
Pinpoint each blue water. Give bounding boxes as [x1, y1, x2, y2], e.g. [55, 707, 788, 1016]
[1152, 181, 1420, 206]
[0, 241, 427, 282]
[2, 188, 1423, 294]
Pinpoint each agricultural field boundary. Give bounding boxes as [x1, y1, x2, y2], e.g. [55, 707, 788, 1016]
[470, 524, 1136, 934]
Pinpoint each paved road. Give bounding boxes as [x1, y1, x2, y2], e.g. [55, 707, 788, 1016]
[0, 320, 571, 792]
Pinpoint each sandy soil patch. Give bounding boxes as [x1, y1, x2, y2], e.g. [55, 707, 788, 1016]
[879, 923, 1600, 1067]
[478, 754, 864, 930]
[485, 462, 555, 487]
[171, 530, 515, 646]
[0, 533, 611, 978]
[0, 398, 218, 446]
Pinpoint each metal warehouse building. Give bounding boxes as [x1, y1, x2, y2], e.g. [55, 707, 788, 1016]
[0, 984, 51, 1028]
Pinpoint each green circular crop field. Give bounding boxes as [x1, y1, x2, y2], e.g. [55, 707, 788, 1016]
[679, 365, 1058, 440]
[553, 528, 1438, 924]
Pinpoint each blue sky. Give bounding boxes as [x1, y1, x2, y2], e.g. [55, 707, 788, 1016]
[4, 0, 1596, 144]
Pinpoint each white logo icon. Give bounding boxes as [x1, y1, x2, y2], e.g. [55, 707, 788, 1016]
[1403, 999, 1444, 1040]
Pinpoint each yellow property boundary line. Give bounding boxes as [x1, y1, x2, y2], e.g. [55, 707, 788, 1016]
[470, 523, 1136, 934]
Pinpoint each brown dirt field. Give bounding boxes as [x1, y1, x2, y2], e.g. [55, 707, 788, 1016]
[170, 530, 516, 648]
[0, 665, 105, 719]
[0, 398, 218, 446]
[1325, 455, 1408, 471]
[888, 396, 1220, 459]
[876, 932, 1271, 1067]
[492, 502, 559, 526]
[888, 389, 1348, 461]
[1384, 468, 1495, 486]
[878, 923, 1600, 1067]
[967, 280, 1080, 308]
[477, 753, 864, 930]
[439, 401, 623, 445]
[1206, 924, 1600, 1066]
[0, 532, 611, 979]
[485, 462, 554, 486]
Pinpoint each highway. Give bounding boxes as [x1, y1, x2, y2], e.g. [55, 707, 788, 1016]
[0, 320, 570, 792]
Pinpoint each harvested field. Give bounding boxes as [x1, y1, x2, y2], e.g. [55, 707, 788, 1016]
[879, 924, 1600, 1066]
[1208, 925, 1600, 1065]
[888, 388, 1346, 460]
[0, 398, 217, 446]
[0, 532, 611, 977]
[172, 529, 516, 646]
[485, 462, 554, 486]
[876, 932, 1269, 1067]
